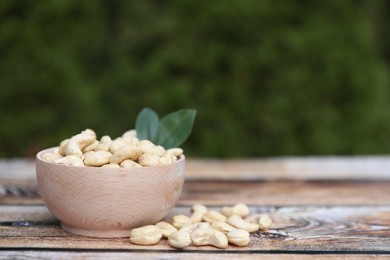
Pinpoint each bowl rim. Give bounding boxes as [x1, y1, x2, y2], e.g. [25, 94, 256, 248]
[36, 147, 185, 172]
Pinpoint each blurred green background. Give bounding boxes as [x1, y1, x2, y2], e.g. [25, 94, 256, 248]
[1, 0, 390, 158]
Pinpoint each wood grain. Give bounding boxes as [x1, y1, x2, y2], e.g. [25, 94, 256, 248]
[1, 205, 389, 252]
[179, 180, 390, 206]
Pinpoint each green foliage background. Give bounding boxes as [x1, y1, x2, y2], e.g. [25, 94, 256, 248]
[1, 0, 390, 158]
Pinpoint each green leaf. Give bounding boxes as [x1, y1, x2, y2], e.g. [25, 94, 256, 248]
[156, 109, 197, 149]
[135, 108, 159, 142]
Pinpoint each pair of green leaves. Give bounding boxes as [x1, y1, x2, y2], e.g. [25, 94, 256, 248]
[135, 108, 197, 149]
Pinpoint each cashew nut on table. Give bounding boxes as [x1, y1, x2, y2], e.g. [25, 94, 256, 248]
[129, 203, 273, 249]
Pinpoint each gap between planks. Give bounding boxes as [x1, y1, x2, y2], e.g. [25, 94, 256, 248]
[0, 250, 389, 260]
[1, 180, 390, 206]
[1, 157, 390, 183]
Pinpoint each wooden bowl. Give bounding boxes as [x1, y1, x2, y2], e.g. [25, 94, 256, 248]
[36, 148, 185, 238]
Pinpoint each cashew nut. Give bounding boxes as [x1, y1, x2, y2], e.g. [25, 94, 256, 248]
[124, 136, 139, 146]
[42, 152, 63, 163]
[137, 140, 158, 154]
[129, 225, 162, 245]
[109, 137, 128, 153]
[100, 135, 112, 145]
[122, 130, 139, 145]
[221, 203, 250, 218]
[166, 148, 183, 158]
[82, 151, 95, 159]
[158, 156, 171, 165]
[110, 145, 142, 164]
[168, 231, 192, 249]
[54, 155, 85, 167]
[155, 221, 177, 238]
[160, 153, 177, 164]
[190, 228, 228, 249]
[179, 222, 211, 234]
[94, 143, 110, 152]
[84, 151, 112, 167]
[246, 214, 272, 231]
[211, 221, 235, 234]
[81, 128, 96, 138]
[58, 139, 69, 156]
[227, 215, 259, 233]
[190, 204, 208, 222]
[227, 229, 250, 246]
[120, 159, 142, 168]
[82, 140, 99, 153]
[138, 154, 161, 167]
[64, 132, 96, 157]
[172, 214, 193, 229]
[122, 129, 137, 139]
[203, 210, 227, 223]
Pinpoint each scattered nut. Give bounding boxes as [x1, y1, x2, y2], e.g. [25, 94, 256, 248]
[179, 222, 211, 234]
[172, 215, 192, 229]
[130, 225, 162, 245]
[211, 221, 235, 234]
[190, 228, 228, 249]
[155, 221, 177, 238]
[246, 214, 272, 231]
[227, 215, 259, 233]
[168, 231, 192, 249]
[221, 203, 250, 218]
[190, 204, 208, 222]
[227, 229, 250, 246]
[126, 204, 273, 250]
[203, 210, 227, 223]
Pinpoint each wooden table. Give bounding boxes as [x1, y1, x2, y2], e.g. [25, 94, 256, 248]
[1, 157, 390, 259]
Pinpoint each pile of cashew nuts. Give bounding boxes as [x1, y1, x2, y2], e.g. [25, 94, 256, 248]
[130, 203, 272, 249]
[41, 129, 183, 167]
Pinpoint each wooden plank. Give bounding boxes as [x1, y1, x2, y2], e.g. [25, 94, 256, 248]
[186, 157, 390, 180]
[1, 205, 389, 252]
[0, 251, 388, 260]
[178, 180, 390, 206]
[1, 181, 389, 206]
[2, 157, 390, 181]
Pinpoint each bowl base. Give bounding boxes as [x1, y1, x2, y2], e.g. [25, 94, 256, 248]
[61, 223, 130, 238]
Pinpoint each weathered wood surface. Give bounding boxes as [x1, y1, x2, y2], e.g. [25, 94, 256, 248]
[1, 158, 390, 259]
[1, 204, 390, 253]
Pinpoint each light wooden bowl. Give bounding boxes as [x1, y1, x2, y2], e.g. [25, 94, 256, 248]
[36, 147, 185, 238]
